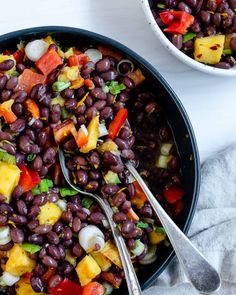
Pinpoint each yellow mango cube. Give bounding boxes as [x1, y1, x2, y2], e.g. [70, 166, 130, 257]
[100, 240, 122, 269]
[75, 255, 101, 286]
[16, 279, 46, 295]
[38, 202, 62, 226]
[91, 251, 112, 271]
[149, 231, 166, 245]
[0, 161, 21, 202]
[6, 244, 36, 276]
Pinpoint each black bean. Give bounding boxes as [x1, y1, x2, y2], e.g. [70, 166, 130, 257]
[77, 115, 86, 126]
[39, 166, 48, 177]
[0, 59, 14, 71]
[9, 118, 25, 133]
[31, 155, 43, 171]
[76, 210, 88, 220]
[27, 220, 39, 231]
[121, 149, 135, 160]
[28, 234, 44, 245]
[1, 143, 16, 155]
[76, 170, 88, 186]
[25, 128, 36, 141]
[0, 131, 13, 141]
[229, 0, 236, 10]
[6, 76, 18, 90]
[0, 214, 7, 224]
[85, 181, 99, 192]
[65, 98, 77, 110]
[9, 214, 27, 225]
[120, 200, 131, 213]
[61, 88, 74, 99]
[43, 147, 56, 164]
[72, 217, 81, 232]
[33, 194, 47, 206]
[100, 70, 118, 81]
[0, 241, 13, 251]
[58, 261, 73, 275]
[139, 204, 153, 218]
[0, 75, 7, 90]
[62, 211, 73, 223]
[1, 89, 11, 101]
[90, 212, 105, 225]
[113, 212, 127, 223]
[47, 231, 60, 245]
[89, 151, 101, 168]
[0, 203, 13, 215]
[100, 106, 113, 120]
[113, 191, 126, 207]
[41, 107, 49, 122]
[110, 163, 124, 173]
[18, 135, 31, 153]
[67, 202, 81, 213]
[11, 90, 27, 103]
[30, 84, 46, 100]
[31, 276, 44, 293]
[101, 184, 119, 197]
[121, 220, 135, 234]
[191, 20, 201, 33]
[29, 144, 40, 154]
[230, 37, 236, 53]
[34, 225, 52, 234]
[64, 239, 73, 248]
[178, 1, 192, 13]
[103, 151, 119, 165]
[53, 221, 64, 234]
[89, 170, 101, 180]
[223, 17, 232, 28]
[215, 62, 231, 69]
[122, 76, 135, 89]
[48, 193, 59, 203]
[72, 243, 84, 258]
[63, 227, 73, 240]
[93, 76, 104, 87]
[23, 191, 34, 204]
[96, 58, 111, 73]
[183, 40, 194, 51]
[16, 63, 26, 73]
[198, 11, 211, 24]
[106, 93, 115, 106]
[42, 255, 58, 268]
[49, 275, 62, 289]
[82, 61, 95, 76]
[85, 106, 97, 120]
[10, 228, 24, 244]
[16, 200, 27, 215]
[115, 138, 129, 150]
[48, 245, 61, 260]
[118, 92, 130, 103]
[185, 0, 197, 7]
[90, 87, 107, 100]
[75, 103, 86, 115]
[172, 34, 183, 49]
[38, 130, 48, 146]
[28, 205, 40, 219]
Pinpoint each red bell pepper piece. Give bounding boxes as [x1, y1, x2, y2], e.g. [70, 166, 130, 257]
[3, 49, 12, 55]
[36, 47, 63, 76]
[13, 50, 24, 64]
[82, 282, 106, 295]
[24, 99, 40, 119]
[108, 108, 128, 140]
[41, 267, 56, 283]
[19, 163, 40, 193]
[71, 124, 88, 148]
[49, 278, 83, 295]
[68, 54, 90, 67]
[163, 186, 185, 204]
[216, 0, 222, 4]
[101, 272, 122, 288]
[160, 11, 174, 25]
[84, 78, 95, 90]
[18, 69, 46, 94]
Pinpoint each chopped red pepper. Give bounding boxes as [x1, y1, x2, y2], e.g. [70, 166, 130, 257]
[68, 54, 90, 67]
[41, 267, 56, 283]
[160, 11, 194, 35]
[216, 0, 222, 4]
[84, 78, 95, 90]
[71, 125, 88, 148]
[36, 47, 63, 76]
[108, 108, 128, 140]
[131, 180, 147, 209]
[24, 99, 40, 119]
[101, 272, 122, 288]
[82, 282, 106, 295]
[21, 272, 32, 283]
[19, 163, 40, 193]
[49, 278, 83, 295]
[18, 69, 46, 94]
[163, 186, 185, 204]
[13, 49, 24, 64]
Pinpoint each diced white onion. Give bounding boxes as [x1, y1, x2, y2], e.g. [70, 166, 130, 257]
[82, 207, 91, 216]
[127, 174, 135, 184]
[0, 236, 11, 246]
[139, 245, 157, 265]
[131, 240, 145, 256]
[160, 143, 173, 156]
[80, 124, 88, 137]
[1, 272, 19, 286]
[25, 39, 49, 62]
[103, 282, 114, 295]
[102, 219, 109, 228]
[78, 225, 105, 252]
[56, 199, 67, 211]
[85, 48, 102, 63]
[99, 123, 108, 137]
[139, 254, 157, 265]
[28, 117, 36, 126]
[0, 226, 11, 245]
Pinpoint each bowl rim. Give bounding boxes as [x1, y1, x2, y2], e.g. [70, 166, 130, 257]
[141, 0, 236, 77]
[0, 26, 201, 290]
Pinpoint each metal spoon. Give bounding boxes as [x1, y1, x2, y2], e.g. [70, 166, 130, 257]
[125, 161, 221, 294]
[58, 147, 142, 295]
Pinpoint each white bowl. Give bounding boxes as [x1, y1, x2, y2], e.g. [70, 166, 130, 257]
[141, 0, 236, 76]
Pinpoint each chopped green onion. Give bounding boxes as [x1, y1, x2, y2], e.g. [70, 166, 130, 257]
[21, 243, 41, 254]
[0, 149, 16, 165]
[52, 81, 71, 92]
[223, 48, 233, 55]
[81, 197, 94, 209]
[31, 186, 40, 195]
[61, 107, 70, 119]
[11, 70, 20, 77]
[131, 240, 145, 256]
[155, 155, 172, 169]
[136, 221, 149, 229]
[155, 226, 166, 234]
[106, 81, 126, 96]
[27, 154, 36, 162]
[183, 32, 196, 43]
[39, 179, 54, 193]
[102, 84, 110, 93]
[157, 3, 166, 9]
[160, 143, 173, 156]
[59, 188, 78, 197]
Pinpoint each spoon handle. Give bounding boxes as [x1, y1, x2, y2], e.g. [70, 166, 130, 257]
[93, 195, 142, 295]
[126, 162, 221, 294]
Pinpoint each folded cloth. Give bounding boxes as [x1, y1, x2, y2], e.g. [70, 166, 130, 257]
[144, 145, 236, 295]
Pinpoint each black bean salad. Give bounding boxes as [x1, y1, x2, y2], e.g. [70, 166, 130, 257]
[0, 36, 185, 295]
[151, 0, 236, 69]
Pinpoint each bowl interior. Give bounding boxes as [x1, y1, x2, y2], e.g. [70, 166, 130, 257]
[0, 27, 200, 293]
[142, 0, 236, 76]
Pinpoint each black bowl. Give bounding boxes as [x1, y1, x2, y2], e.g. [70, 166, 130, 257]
[0, 26, 200, 293]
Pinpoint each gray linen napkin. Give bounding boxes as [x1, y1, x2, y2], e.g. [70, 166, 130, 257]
[144, 145, 236, 295]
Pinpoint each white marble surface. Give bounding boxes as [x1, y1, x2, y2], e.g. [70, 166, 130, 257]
[0, 0, 235, 162]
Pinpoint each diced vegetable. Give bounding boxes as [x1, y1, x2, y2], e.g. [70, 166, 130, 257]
[108, 108, 128, 140]
[59, 188, 78, 197]
[127, 208, 140, 221]
[65, 249, 77, 267]
[81, 197, 94, 209]
[100, 240, 122, 269]
[5, 244, 36, 276]
[56, 199, 67, 211]
[0, 149, 16, 165]
[82, 282, 106, 295]
[194, 35, 225, 65]
[37, 202, 62, 226]
[97, 46, 122, 61]
[102, 282, 113, 295]
[163, 186, 185, 204]
[183, 32, 196, 43]
[64, 47, 75, 59]
[58, 66, 80, 82]
[71, 124, 88, 148]
[0, 99, 17, 124]
[39, 179, 53, 193]
[18, 69, 46, 94]
[128, 68, 145, 86]
[0, 226, 11, 246]
[43, 36, 65, 58]
[24, 99, 40, 119]
[13, 50, 24, 64]
[0, 271, 19, 286]
[19, 163, 40, 193]
[75, 255, 101, 286]
[131, 239, 145, 256]
[51, 95, 65, 106]
[136, 221, 149, 229]
[49, 278, 83, 295]
[35, 47, 63, 76]
[80, 115, 100, 153]
[139, 245, 157, 265]
[16, 278, 45, 295]
[224, 33, 236, 49]
[25, 40, 49, 62]
[97, 140, 119, 154]
[155, 155, 172, 169]
[85, 48, 103, 63]
[101, 272, 122, 289]
[84, 78, 95, 90]
[91, 252, 112, 272]
[52, 81, 70, 92]
[78, 225, 105, 252]
[68, 54, 90, 67]
[53, 119, 75, 144]
[70, 77, 84, 89]
[21, 243, 41, 254]
[99, 123, 108, 137]
[104, 171, 121, 184]
[0, 161, 21, 202]
[149, 226, 166, 245]
[162, 11, 194, 34]
[131, 180, 147, 209]
[106, 81, 126, 96]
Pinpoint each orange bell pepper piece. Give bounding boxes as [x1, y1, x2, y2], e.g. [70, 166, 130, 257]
[18, 69, 46, 94]
[82, 282, 105, 295]
[24, 99, 40, 119]
[131, 180, 148, 209]
[0, 99, 17, 124]
[36, 47, 63, 76]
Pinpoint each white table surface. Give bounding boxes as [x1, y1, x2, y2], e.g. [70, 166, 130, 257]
[1, 0, 235, 162]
